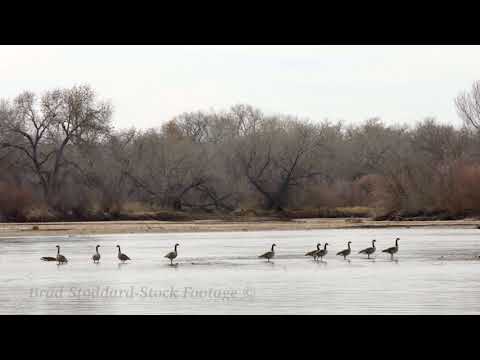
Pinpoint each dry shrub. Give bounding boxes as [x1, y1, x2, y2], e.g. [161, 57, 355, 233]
[0, 182, 34, 220]
[298, 182, 347, 209]
[335, 206, 372, 217]
[458, 164, 480, 211]
[237, 193, 264, 212]
[436, 161, 480, 215]
[355, 175, 395, 209]
[287, 179, 375, 218]
[232, 208, 258, 217]
[95, 188, 126, 215]
[285, 206, 372, 219]
[122, 201, 156, 214]
[355, 174, 427, 218]
[315, 183, 344, 207]
[53, 185, 107, 219]
[364, 161, 480, 218]
[23, 204, 57, 222]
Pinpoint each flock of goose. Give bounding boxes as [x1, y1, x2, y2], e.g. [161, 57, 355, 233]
[263, 238, 399, 262]
[40, 238, 400, 265]
[41, 243, 180, 265]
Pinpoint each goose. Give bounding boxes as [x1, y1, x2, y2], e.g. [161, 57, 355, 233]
[382, 238, 400, 260]
[337, 241, 352, 260]
[92, 245, 101, 263]
[165, 243, 179, 265]
[41, 245, 61, 262]
[40, 256, 56, 262]
[359, 239, 376, 259]
[305, 243, 321, 261]
[55, 245, 68, 264]
[316, 243, 329, 261]
[259, 244, 276, 262]
[116, 245, 131, 263]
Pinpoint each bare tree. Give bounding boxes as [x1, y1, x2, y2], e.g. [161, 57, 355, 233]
[0, 85, 112, 207]
[2, 85, 480, 222]
[455, 81, 480, 130]
[235, 116, 323, 211]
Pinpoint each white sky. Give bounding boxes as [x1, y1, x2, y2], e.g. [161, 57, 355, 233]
[1, 45, 479, 130]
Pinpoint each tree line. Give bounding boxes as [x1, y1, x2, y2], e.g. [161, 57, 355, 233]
[1, 83, 480, 221]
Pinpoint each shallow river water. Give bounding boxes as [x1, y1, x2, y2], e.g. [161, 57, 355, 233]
[0, 227, 479, 314]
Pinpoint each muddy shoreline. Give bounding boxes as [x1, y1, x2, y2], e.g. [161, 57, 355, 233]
[1, 218, 480, 237]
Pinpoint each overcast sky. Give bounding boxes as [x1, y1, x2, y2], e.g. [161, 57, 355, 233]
[1, 45, 479, 130]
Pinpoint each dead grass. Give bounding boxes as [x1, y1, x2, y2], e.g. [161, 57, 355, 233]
[23, 205, 58, 222]
[284, 207, 373, 219]
[121, 201, 156, 214]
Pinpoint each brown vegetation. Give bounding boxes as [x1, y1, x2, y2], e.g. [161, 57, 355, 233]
[2, 83, 480, 222]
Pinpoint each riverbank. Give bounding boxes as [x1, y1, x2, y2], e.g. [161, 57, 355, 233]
[1, 218, 480, 237]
